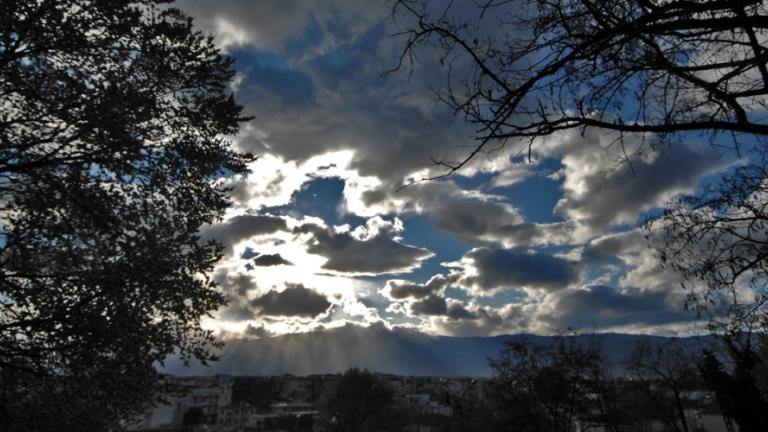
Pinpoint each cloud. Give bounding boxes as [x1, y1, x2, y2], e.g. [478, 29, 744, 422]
[411, 297, 480, 320]
[433, 200, 523, 240]
[178, 0, 724, 338]
[253, 253, 293, 267]
[243, 324, 273, 339]
[537, 128, 728, 231]
[214, 272, 258, 321]
[178, 0, 312, 50]
[446, 302, 478, 320]
[295, 218, 433, 274]
[539, 285, 690, 331]
[251, 283, 332, 318]
[583, 230, 688, 294]
[200, 214, 287, 255]
[410, 295, 448, 316]
[352, 180, 574, 248]
[217, 272, 256, 297]
[405, 291, 480, 321]
[218, 303, 257, 322]
[490, 162, 535, 187]
[359, 174, 575, 257]
[385, 274, 458, 299]
[429, 303, 531, 337]
[583, 230, 647, 260]
[428, 284, 693, 336]
[493, 221, 576, 248]
[178, 0, 387, 52]
[177, 2, 509, 221]
[458, 247, 581, 292]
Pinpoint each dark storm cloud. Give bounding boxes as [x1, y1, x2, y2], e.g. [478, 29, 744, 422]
[432, 304, 526, 337]
[541, 285, 688, 330]
[386, 274, 458, 299]
[233, 105, 477, 198]
[183, 0, 500, 218]
[400, 286, 481, 320]
[410, 295, 447, 316]
[446, 303, 478, 320]
[253, 253, 293, 267]
[461, 248, 580, 291]
[408, 293, 479, 320]
[200, 214, 287, 255]
[251, 283, 332, 318]
[387, 281, 434, 299]
[433, 200, 522, 240]
[295, 223, 432, 274]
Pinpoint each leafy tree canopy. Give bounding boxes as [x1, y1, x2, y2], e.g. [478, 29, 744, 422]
[0, 0, 251, 430]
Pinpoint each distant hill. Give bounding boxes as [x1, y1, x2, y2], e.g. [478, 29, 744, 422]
[163, 323, 714, 377]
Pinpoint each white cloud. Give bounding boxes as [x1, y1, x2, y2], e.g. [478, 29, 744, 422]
[535, 128, 729, 233]
[177, 0, 387, 52]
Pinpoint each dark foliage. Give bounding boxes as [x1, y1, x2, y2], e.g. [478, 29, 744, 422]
[488, 334, 623, 432]
[232, 377, 282, 411]
[625, 337, 702, 432]
[0, 0, 251, 430]
[484, 334, 768, 432]
[700, 338, 768, 432]
[318, 368, 401, 432]
[182, 407, 204, 426]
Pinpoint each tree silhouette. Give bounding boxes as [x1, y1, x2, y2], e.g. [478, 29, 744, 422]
[699, 343, 768, 432]
[390, 0, 768, 176]
[488, 335, 622, 432]
[652, 157, 768, 336]
[0, 1, 251, 430]
[182, 407, 204, 427]
[625, 337, 701, 432]
[318, 369, 398, 432]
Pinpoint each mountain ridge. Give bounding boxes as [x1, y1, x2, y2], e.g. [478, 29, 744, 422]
[163, 323, 714, 377]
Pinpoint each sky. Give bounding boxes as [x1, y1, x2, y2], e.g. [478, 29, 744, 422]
[174, 0, 738, 339]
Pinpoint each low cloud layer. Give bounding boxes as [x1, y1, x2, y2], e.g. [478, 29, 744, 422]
[540, 285, 689, 330]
